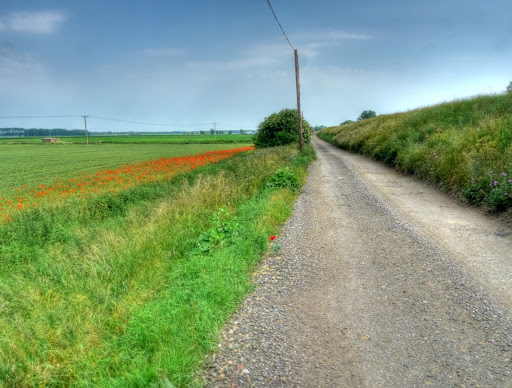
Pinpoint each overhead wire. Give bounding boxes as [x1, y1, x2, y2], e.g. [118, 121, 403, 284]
[0, 115, 81, 119]
[88, 115, 213, 127]
[265, 0, 294, 50]
[0, 114, 257, 130]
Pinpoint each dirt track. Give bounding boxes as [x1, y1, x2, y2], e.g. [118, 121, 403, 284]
[203, 137, 512, 387]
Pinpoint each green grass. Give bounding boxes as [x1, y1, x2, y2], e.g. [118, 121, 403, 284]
[319, 93, 512, 211]
[0, 143, 250, 193]
[0, 143, 315, 387]
[0, 134, 253, 145]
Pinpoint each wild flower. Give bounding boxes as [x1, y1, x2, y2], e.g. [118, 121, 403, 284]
[0, 147, 254, 222]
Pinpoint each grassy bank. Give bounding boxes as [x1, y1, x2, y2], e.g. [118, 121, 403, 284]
[319, 93, 512, 212]
[0, 144, 315, 387]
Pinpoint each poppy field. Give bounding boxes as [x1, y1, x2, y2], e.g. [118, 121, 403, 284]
[0, 139, 315, 387]
[0, 143, 252, 222]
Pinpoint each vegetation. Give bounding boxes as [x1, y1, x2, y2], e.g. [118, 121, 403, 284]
[319, 93, 512, 212]
[0, 141, 315, 386]
[0, 143, 250, 195]
[357, 110, 377, 121]
[507, 81, 512, 94]
[0, 134, 253, 145]
[254, 108, 311, 148]
[340, 120, 354, 126]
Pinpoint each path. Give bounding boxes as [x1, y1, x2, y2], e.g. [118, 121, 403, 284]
[203, 137, 512, 387]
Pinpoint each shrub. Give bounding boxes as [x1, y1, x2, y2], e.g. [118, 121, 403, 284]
[254, 108, 311, 148]
[266, 167, 300, 192]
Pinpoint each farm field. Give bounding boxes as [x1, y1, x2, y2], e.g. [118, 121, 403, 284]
[0, 139, 315, 386]
[0, 133, 253, 144]
[1, 143, 253, 222]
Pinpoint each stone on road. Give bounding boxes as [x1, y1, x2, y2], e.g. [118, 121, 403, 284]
[203, 137, 512, 387]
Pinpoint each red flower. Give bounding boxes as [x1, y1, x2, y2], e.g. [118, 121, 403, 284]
[270, 236, 276, 240]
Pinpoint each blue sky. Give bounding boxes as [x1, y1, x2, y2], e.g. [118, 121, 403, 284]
[0, 0, 511, 132]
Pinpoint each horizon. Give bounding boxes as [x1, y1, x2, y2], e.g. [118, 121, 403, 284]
[1, 1, 511, 131]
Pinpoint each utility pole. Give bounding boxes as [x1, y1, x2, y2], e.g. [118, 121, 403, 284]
[213, 122, 217, 139]
[82, 115, 89, 146]
[294, 49, 304, 152]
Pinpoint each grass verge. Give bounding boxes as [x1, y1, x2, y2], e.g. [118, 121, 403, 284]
[319, 93, 512, 212]
[0, 144, 315, 387]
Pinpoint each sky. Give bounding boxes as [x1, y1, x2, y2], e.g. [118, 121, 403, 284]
[0, 0, 511, 132]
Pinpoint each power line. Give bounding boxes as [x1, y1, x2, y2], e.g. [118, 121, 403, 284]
[0, 114, 257, 130]
[0, 115, 80, 119]
[217, 122, 258, 129]
[88, 115, 213, 127]
[265, 0, 294, 50]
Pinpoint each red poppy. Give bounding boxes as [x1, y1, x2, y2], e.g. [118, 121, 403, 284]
[270, 236, 276, 240]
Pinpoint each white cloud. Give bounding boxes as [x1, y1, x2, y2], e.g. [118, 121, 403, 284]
[0, 11, 66, 34]
[295, 30, 373, 42]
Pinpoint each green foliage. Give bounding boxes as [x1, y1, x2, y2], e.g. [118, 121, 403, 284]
[0, 143, 251, 194]
[254, 108, 311, 148]
[340, 120, 355, 125]
[320, 93, 512, 211]
[463, 171, 512, 211]
[196, 206, 243, 253]
[507, 81, 512, 94]
[357, 110, 377, 121]
[0, 143, 316, 387]
[266, 167, 300, 192]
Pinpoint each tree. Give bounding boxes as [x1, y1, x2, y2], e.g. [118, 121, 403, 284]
[312, 125, 326, 132]
[357, 110, 376, 121]
[254, 108, 312, 148]
[507, 81, 512, 94]
[340, 120, 354, 126]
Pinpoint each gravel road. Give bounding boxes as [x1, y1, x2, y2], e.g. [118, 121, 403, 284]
[202, 137, 512, 387]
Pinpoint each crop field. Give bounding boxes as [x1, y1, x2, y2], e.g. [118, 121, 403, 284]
[0, 143, 252, 222]
[0, 133, 253, 144]
[0, 138, 315, 386]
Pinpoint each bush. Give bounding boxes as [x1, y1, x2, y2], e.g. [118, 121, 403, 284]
[254, 108, 311, 148]
[357, 110, 376, 121]
[266, 167, 300, 192]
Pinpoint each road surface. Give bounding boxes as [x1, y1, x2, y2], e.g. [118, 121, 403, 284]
[203, 136, 512, 387]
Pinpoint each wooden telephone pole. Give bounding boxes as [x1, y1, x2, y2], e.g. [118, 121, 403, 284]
[294, 49, 304, 152]
[82, 115, 89, 146]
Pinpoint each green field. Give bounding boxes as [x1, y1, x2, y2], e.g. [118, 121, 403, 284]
[0, 134, 253, 145]
[319, 93, 512, 212]
[0, 143, 251, 193]
[0, 138, 315, 386]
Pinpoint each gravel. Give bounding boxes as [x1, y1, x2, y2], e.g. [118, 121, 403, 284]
[201, 137, 512, 387]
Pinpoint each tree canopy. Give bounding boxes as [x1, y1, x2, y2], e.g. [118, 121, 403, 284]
[340, 120, 354, 126]
[254, 108, 311, 148]
[357, 110, 377, 121]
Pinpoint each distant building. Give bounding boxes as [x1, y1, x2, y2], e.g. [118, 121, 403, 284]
[42, 137, 60, 143]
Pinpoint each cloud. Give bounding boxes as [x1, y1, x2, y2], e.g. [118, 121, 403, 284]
[295, 30, 373, 42]
[139, 48, 186, 57]
[0, 11, 66, 34]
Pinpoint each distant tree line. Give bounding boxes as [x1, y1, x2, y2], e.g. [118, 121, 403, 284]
[0, 128, 86, 137]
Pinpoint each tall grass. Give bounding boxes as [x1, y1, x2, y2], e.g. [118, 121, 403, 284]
[319, 93, 512, 211]
[0, 144, 315, 387]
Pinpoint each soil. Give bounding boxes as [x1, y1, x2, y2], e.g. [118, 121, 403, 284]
[202, 137, 512, 387]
